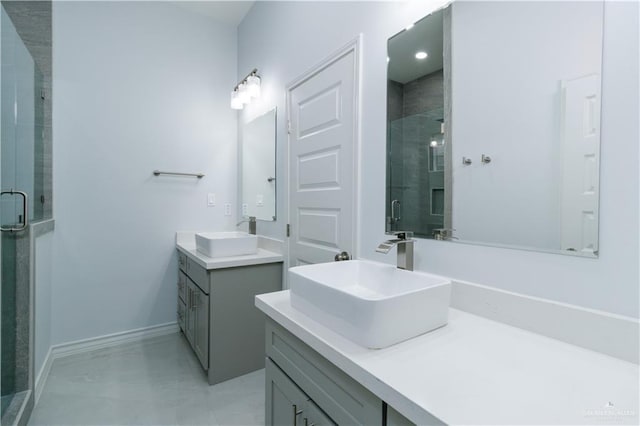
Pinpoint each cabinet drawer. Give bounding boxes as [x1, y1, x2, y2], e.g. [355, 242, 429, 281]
[178, 271, 187, 302]
[177, 299, 186, 331]
[178, 251, 187, 273]
[186, 257, 209, 294]
[266, 319, 382, 426]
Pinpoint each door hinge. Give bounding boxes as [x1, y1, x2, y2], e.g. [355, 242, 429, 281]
[286, 224, 290, 237]
[287, 120, 291, 135]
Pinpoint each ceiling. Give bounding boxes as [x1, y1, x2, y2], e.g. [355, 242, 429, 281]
[170, 1, 255, 26]
[387, 8, 444, 84]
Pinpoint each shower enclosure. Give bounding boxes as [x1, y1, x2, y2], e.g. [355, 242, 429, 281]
[1, 4, 48, 424]
[387, 111, 446, 238]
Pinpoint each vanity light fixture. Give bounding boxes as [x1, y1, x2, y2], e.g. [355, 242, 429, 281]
[230, 89, 243, 110]
[230, 68, 261, 110]
[238, 82, 250, 104]
[246, 73, 261, 98]
[415, 51, 428, 60]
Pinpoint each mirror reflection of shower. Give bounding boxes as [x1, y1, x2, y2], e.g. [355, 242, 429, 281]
[386, 8, 448, 238]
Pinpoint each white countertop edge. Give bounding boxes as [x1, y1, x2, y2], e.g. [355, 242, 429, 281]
[256, 291, 639, 426]
[176, 243, 283, 269]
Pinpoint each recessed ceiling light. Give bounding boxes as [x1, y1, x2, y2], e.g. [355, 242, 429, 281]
[405, 23, 414, 31]
[415, 51, 428, 60]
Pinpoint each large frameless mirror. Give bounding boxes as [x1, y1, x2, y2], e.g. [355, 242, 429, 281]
[385, 1, 604, 257]
[241, 108, 277, 221]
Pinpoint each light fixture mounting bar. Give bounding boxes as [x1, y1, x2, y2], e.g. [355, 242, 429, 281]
[234, 68, 259, 91]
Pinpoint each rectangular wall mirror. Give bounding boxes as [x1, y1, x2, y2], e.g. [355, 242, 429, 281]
[241, 108, 277, 221]
[386, 1, 604, 258]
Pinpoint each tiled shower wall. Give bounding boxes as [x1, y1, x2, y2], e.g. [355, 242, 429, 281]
[387, 70, 444, 237]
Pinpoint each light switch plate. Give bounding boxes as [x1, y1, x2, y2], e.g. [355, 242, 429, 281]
[207, 193, 216, 206]
[224, 203, 231, 216]
[256, 194, 264, 207]
[242, 203, 248, 216]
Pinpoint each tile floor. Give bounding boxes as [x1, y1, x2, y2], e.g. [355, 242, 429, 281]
[29, 333, 265, 426]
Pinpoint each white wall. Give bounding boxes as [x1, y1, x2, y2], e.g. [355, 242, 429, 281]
[52, 2, 238, 344]
[238, 0, 639, 318]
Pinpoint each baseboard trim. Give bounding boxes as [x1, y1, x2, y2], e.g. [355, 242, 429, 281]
[34, 322, 179, 404]
[34, 347, 53, 405]
[51, 322, 179, 359]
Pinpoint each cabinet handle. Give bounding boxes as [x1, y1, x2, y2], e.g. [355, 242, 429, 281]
[292, 405, 303, 426]
[191, 291, 198, 310]
[304, 418, 314, 426]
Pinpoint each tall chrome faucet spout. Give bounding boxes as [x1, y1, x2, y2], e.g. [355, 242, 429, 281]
[236, 216, 257, 235]
[376, 239, 401, 254]
[376, 231, 414, 271]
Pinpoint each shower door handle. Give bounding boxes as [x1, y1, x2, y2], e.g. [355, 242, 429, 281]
[0, 189, 28, 232]
[391, 199, 401, 222]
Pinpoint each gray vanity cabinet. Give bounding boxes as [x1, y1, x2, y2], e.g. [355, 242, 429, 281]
[178, 250, 283, 385]
[265, 319, 420, 426]
[265, 319, 383, 426]
[266, 358, 335, 426]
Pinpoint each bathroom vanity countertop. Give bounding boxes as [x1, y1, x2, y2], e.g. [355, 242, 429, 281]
[176, 233, 283, 270]
[256, 290, 639, 426]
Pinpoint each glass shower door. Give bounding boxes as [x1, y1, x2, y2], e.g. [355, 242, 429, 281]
[387, 112, 447, 238]
[0, 5, 41, 421]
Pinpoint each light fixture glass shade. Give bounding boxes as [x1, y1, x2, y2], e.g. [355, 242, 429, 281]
[246, 74, 261, 99]
[238, 82, 251, 104]
[230, 90, 243, 110]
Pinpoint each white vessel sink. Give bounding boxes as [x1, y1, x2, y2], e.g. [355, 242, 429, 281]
[195, 232, 258, 258]
[289, 260, 451, 349]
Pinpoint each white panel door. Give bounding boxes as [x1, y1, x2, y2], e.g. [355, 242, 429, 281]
[560, 74, 601, 255]
[287, 42, 359, 267]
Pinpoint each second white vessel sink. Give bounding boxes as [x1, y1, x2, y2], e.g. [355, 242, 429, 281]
[195, 232, 258, 258]
[289, 260, 451, 348]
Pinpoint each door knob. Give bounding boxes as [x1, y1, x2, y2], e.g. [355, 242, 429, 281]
[334, 251, 352, 261]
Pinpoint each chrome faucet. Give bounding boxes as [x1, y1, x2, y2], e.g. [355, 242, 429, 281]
[376, 231, 414, 271]
[236, 216, 256, 235]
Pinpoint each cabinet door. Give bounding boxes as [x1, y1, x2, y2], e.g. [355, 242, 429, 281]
[177, 299, 186, 332]
[184, 284, 196, 346]
[178, 271, 187, 303]
[178, 251, 187, 273]
[266, 358, 309, 426]
[304, 400, 336, 426]
[386, 406, 419, 426]
[193, 284, 209, 369]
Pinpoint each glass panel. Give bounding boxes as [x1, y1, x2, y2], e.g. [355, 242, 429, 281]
[387, 112, 445, 238]
[1, 5, 39, 418]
